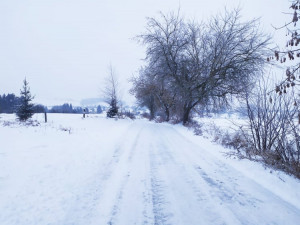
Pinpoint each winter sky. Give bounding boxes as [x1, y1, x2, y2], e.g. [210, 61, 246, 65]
[0, 0, 291, 106]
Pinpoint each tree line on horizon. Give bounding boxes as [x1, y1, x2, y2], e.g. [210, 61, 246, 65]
[0, 92, 45, 114]
[0, 92, 104, 116]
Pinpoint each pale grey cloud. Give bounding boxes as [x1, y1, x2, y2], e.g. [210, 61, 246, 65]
[0, 0, 290, 106]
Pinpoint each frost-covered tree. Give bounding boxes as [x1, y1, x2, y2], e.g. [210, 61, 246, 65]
[134, 9, 270, 124]
[16, 78, 34, 121]
[130, 66, 176, 121]
[130, 70, 158, 120]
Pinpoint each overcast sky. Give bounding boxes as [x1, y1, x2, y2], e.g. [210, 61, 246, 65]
[0, 0, 291, 106]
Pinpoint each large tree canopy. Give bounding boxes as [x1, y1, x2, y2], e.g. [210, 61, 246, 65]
[132, 9, 270, 123]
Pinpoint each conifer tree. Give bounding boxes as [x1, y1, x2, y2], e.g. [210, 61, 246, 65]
[107, 98, 118, 118]
[16, 78, 34, 121]
[97, 105, 103, 114]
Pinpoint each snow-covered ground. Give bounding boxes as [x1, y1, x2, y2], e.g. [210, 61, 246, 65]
[1, 113, 300, 225]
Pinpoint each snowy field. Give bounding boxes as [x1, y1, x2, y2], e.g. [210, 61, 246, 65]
[1, 113, 300, 225]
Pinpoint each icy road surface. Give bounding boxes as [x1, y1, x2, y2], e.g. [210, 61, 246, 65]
[1, 114, 300, 225]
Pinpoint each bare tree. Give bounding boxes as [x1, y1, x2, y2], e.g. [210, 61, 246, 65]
[131, 65, 177, 121]
[244, 78, 300, 175]
[245, 79, 289, 154]
[103, 65, 119, 118]
[130, 68, 158, 120]
[134, 9, 270, 124]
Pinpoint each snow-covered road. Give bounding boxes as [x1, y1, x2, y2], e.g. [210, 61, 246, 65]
[1, 114, 300, 225]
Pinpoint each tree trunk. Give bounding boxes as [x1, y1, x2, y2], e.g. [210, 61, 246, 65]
[165, 106, 170, 122]
[150, 108, 155, 120]
[148, 95, 155, 121]
[182, 106, 192, 125]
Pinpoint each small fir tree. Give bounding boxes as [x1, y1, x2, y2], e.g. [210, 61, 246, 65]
[97, 105, 103, 114]
[16, 78, 34, 121]
[107, 98, 118, 118]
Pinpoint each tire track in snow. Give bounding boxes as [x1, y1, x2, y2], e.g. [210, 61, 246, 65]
[149, 149, 173, 225]
[106, 128, 143, 225]
[61, 123, 138, 224]
[149, 129, 227, 224]
[149, 125, 259, 224]
[194, 165, 261, 207]
[159, 124, 300, 224]
[98, 123, 142, 182]
[102, 124, 169, 225]
[66, 121, 300, 225]
[105, 125, 171, 225]
[106, 172, 130, 225]
[72, 123, 144, 225]
[160, 127, 268, 224]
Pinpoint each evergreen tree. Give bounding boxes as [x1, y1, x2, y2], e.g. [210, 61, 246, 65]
[16, 78, 34, 121]
[97, 105, 103, 114]
[107, 98, 118, 118]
